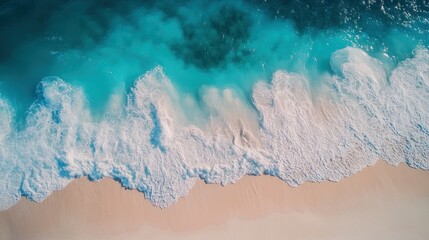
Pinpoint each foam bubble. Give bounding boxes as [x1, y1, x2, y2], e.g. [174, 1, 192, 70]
[0, 47, 428, 211]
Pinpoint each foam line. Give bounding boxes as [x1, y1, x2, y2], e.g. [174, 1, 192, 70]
[0, 47, 428, 211]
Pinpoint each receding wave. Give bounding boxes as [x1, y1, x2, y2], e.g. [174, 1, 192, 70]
[0, 46, 428, 211]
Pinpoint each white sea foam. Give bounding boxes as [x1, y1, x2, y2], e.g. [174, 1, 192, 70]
[0, 47, 428, 211]
[0, 98, 12, 142]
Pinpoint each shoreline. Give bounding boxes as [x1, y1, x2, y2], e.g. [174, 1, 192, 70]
[1, 161, 429, 239]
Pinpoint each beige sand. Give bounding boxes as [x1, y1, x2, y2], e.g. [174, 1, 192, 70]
[1, 161, 429, 240]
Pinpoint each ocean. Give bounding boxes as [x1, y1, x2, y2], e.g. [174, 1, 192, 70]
[0, 0, 428, 210]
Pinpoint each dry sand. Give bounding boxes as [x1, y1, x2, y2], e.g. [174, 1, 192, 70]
[1, 161, 429, 240]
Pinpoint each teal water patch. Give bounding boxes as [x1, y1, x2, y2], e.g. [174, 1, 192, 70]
[0, 0, 428, 121]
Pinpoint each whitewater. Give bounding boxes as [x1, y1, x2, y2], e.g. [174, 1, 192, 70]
[0, 0, 428, 210]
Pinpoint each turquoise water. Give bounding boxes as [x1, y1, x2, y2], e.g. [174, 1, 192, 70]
[0, 0, 428, 210]
[1, 0, 427, 118]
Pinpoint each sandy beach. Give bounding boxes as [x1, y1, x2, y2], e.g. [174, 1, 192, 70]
[1, 161, 429, 240]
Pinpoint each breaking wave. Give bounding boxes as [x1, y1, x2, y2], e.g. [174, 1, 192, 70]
[0, 46, 428, 211]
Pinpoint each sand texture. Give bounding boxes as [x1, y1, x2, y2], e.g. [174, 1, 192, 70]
[1, 161, 429, 240]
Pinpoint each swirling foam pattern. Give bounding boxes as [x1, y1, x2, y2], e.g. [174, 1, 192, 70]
[0, 47, 428, 211]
